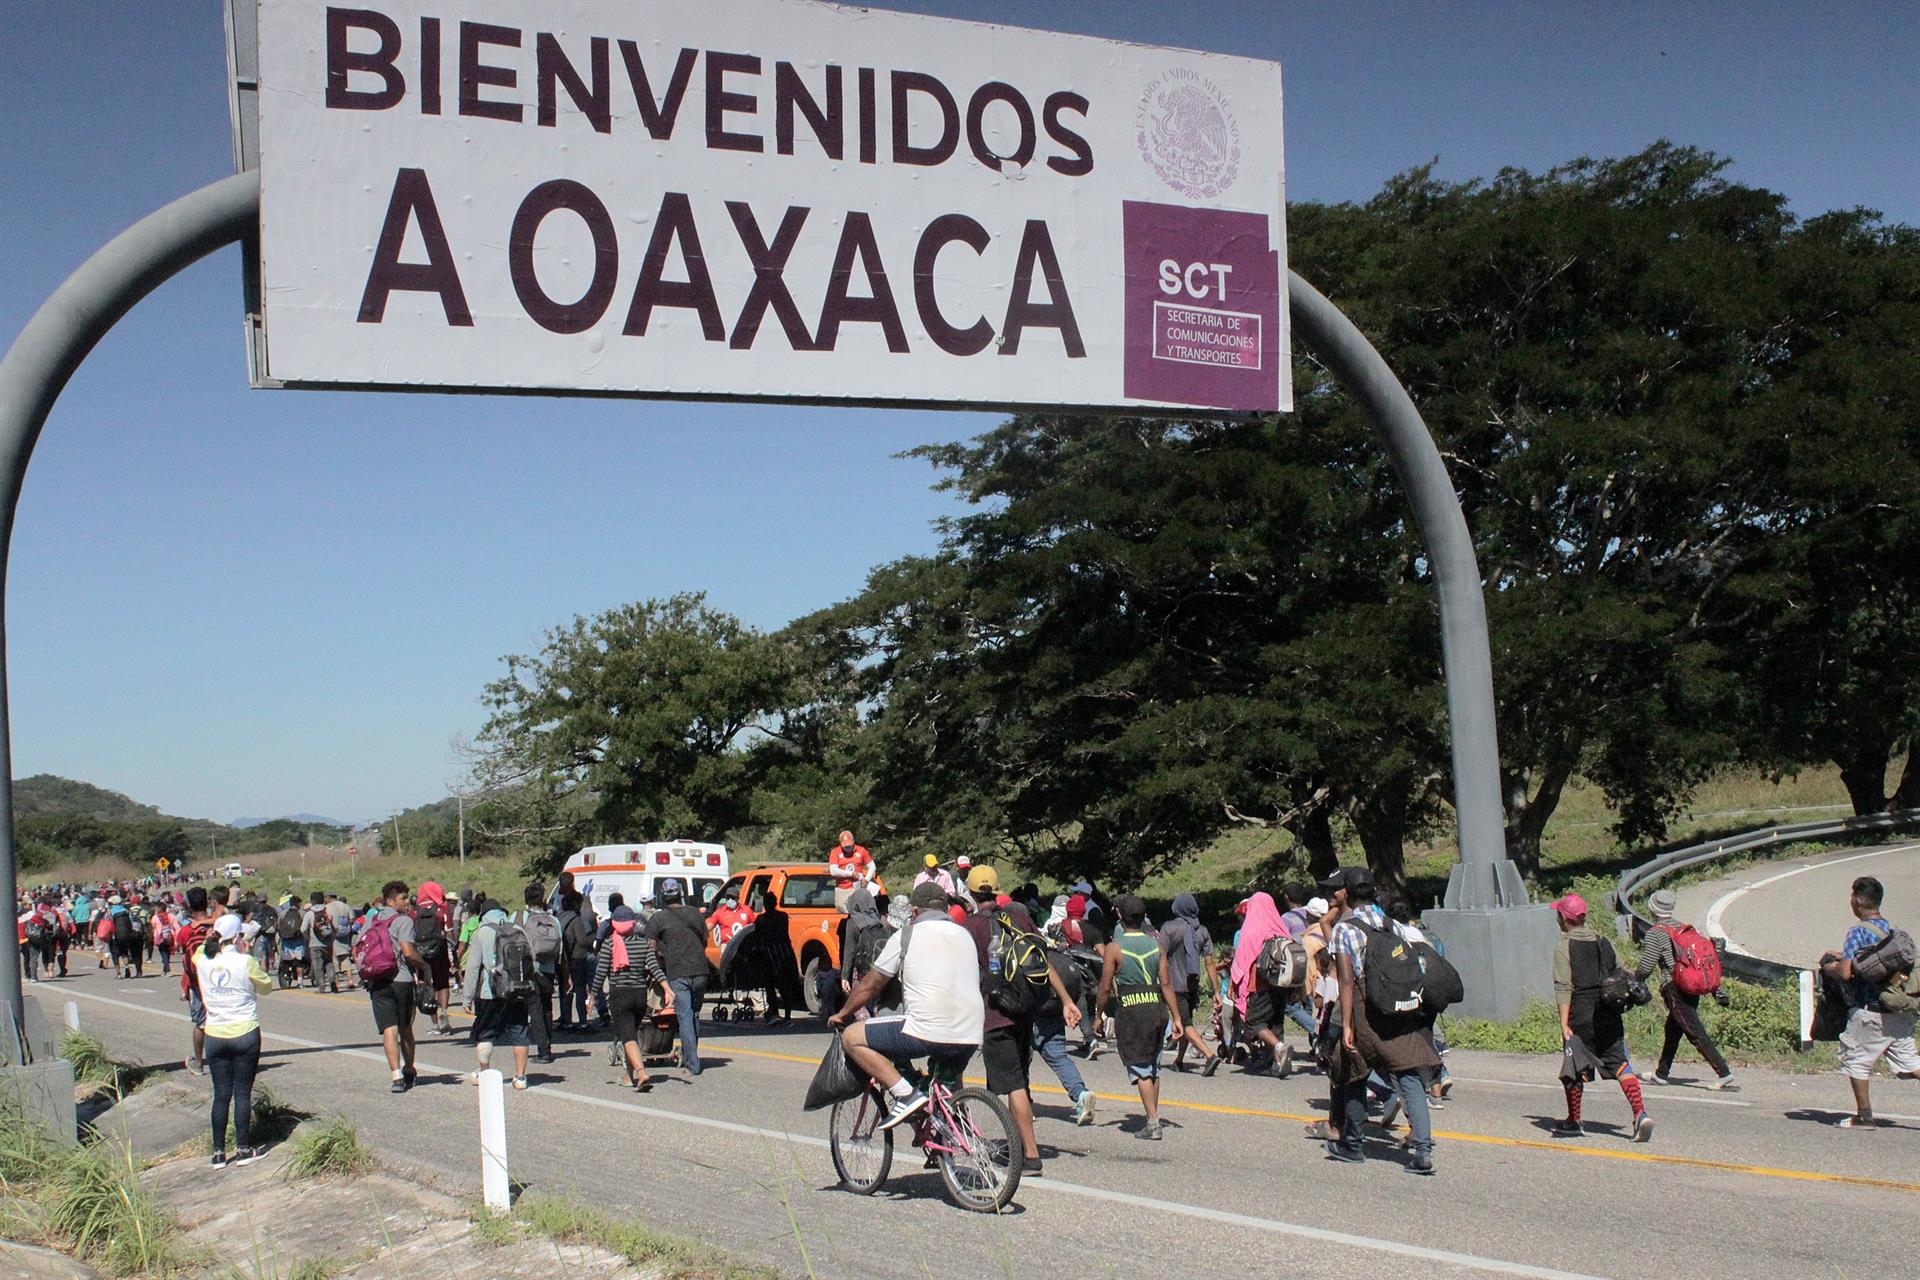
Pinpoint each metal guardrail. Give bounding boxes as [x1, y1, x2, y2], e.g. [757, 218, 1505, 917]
[1613, 807, 1920, 985]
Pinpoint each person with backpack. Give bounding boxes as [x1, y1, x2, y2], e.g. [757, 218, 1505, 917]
[178, 887, 216, 1076]
[152, 903, 177, 977]
[1818, 875, 1919, 1128]
[413, 882, 456, 1036]
[595, 903, 671, 1091]
[960, 864, 1075, 1173]
[1161, 893, 1224, 1075]
[300, 891, 336, 992]
[1635, 889, 1734, 1090]
[1095, 894, 1181, 1141]
[272, 896, 306, 988]
[463, 899, 535, 1089]
[1227, 891, 1297, 1078]
[558, 890, 597, 1032]
[1552, 892, 1653, 1142]
[1325, 868, 1440, 1172]
[645, 878, 715, 1076]
[106, 895, 140, 978]
[358, 880, 427, 1093]
[514, 882, 562, 1064]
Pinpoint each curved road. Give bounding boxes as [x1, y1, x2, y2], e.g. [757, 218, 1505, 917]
[1671, 841, 1920, 967]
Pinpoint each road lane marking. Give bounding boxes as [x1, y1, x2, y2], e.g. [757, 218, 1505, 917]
[59, 986, 1605, 1280]
[1704, 842, 1920, 955]
[1444, 1074, 1750, 1107]
[700, 1040, 1920, 1194]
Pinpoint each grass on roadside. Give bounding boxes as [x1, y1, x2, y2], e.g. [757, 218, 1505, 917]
[470, 1194, 777, 1280]
[61, 1032, 156, 1100]
[0, 1096, 185, 1277]
[283, 1118, 375, 1180]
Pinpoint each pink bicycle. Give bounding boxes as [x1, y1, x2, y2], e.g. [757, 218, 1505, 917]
[829, 1060, 1021, 1212]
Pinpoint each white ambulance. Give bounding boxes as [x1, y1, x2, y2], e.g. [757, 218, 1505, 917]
[561, 840, 731, 919]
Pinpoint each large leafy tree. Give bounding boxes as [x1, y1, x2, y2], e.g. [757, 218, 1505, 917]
[472, 592, 816, 872]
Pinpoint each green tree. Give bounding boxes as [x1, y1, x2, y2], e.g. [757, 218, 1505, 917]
[474, 592, 820, 874]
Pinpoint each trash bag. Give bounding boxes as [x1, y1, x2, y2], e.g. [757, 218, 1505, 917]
[803, 1033, 867, 1111]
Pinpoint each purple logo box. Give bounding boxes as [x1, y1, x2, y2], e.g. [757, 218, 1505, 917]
[1122, 200, 1280, 412]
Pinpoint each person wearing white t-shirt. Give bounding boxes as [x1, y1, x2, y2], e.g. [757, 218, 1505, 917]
[830, 881, 984, 1131]
[191, 914, 275, 1168]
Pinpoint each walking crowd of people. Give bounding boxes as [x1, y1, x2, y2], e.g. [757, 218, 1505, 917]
[17, 845, 1918, 1184]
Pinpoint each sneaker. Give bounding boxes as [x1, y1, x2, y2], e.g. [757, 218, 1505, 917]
[1201, 1054, 1222, 1078]
[1135, 1120, 1162, 1141]
[1711, 1074, 1737, 1091]
[1435, 1078, 1454, 1101]
[1631, 1111, 1655, 1143]
[512, 1076, 529, 1091]
[1323, 1141, 1364, 1164]
[210, 1150, 228, 1169]
[1073, 1091, 1097, 1126]
[1273, 1045, 1293, 1079]
[186, 1059, 207, 1077]
[229, 1147, 263, 1168]
[1409, 1151, 1435, 1175]
[1380, 1096, 1404, 1130]
[1550, 1119, 1583, 1137]
[1650, 1073, 1674, 1086]
[1838, 1113, 1879, 1129]
[1022, 1156, 1043, 1176]
[389, 1077, 406, 1094]
[877, 1091, 929, 1132]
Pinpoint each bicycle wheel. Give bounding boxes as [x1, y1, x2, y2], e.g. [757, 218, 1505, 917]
[935, 1086, 1021, 1212]
[829, 1090, 893, 1194]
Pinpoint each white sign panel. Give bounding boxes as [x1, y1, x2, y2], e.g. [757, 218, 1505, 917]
[252, 0, 1290, 413]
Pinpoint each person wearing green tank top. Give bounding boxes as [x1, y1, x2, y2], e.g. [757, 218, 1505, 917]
[1095, 895, 1184, 1140]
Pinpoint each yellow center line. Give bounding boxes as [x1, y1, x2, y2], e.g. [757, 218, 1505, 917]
[704, 1040, 1920, 1195]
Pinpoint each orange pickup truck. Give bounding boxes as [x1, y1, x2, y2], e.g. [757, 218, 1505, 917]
[704, 863, 886, 1015]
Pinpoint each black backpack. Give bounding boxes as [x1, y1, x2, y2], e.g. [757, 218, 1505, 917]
[560, 909, 593, 960]
[1413, 940, 1464, 1013]
[413, 909, 447, 963]
[984, 911, 1053, 1018]
[311, 909, 335, 942]
[846, 919, 889, 984]
[276, 906, 303, 940]
[111, 909, 134, 944]
[1359, 920, 1426, 1019]
[489, 923, 538, 1000]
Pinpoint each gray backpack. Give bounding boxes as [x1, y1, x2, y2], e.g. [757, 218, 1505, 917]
[1852, 921, 1917, 990]
[517, 910, 563, 962]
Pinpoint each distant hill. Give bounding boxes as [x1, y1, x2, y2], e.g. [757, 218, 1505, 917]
[12, 774, 169, 823]
[232, 813, 352, 829]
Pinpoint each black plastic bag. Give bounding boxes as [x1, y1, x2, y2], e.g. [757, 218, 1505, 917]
[803, 1033, 867, 1111]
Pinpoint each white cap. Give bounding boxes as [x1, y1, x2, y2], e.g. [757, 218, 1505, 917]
[1305, 897, 1329, 919]
[213, 914, 243, 941]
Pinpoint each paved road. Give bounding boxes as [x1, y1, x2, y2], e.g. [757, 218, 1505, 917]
[32, 963, 1917, 1280]
[1672, 841, 1920, 967]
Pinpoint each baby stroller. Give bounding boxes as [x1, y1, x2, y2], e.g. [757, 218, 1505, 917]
[706, 922, 766, 1023]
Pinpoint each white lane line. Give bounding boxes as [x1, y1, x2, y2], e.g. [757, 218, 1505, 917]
[1703, 842, 1920, 954]
[1445, 1075, 1750, 1108]
[67, 987, 1602, 1280]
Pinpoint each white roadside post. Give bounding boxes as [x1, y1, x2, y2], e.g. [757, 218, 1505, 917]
[1798, 969, 1815, 1048]
[63, 1001, 79, 1032]
[477, 1068, 510, 1212]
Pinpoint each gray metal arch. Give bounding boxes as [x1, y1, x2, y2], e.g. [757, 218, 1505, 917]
[0, 173, 1530, 1030]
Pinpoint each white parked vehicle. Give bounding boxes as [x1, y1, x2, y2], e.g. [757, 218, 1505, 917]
[561, 840, 730, 918]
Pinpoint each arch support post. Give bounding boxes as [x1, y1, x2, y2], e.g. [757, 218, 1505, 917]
[0, 173, 259, 1070]
[1288, 272, 1556, 1019]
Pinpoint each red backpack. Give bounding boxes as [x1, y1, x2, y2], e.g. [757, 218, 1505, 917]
[353, 913, 400, 985]
[1663, 923, 1721, 997]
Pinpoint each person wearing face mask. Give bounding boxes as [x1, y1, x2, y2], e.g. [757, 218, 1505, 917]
[827, 830, 875, 913]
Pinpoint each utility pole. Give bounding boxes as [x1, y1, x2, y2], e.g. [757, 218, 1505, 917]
[391, 812, 403, 858]
[457, 794, 466, 867]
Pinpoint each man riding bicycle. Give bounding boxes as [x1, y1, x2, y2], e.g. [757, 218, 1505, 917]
[830, 881, 983, 1131]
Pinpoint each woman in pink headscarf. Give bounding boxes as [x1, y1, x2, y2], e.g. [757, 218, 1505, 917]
[1229, 892, 1297, 1078]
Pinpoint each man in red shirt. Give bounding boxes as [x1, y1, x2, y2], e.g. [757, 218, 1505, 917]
[827, 830, 873, 913]
[708, 892, 756, 946]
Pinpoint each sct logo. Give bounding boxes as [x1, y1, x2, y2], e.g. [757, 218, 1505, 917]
[1158, 260, 1233, 302]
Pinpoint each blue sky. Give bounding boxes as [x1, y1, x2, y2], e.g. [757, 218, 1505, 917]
[2, 1, 1914, 826]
